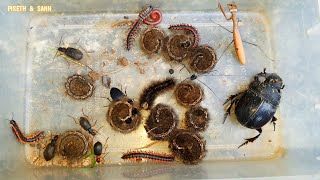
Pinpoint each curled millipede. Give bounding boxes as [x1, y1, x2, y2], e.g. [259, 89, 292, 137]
[121, 150, 175, 163]
[143, 9, 163, 26]
[168, 24, 200, 48]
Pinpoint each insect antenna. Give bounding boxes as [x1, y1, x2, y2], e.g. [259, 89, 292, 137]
[196, 78, 223, 102]
[52, 34, 65, 62]
[67, 115, 78, 124]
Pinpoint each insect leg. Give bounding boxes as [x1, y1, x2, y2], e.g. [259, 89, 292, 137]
[210, 19, 233, 33]
[238, 128, 262, 148]
[91, 119, 97, 127]
[94, 126, 103, 135]
[223, 92, 243, 105]
[223, 98, 238, 124]
[217, 39, 234, 62]
[52, 34, 65, 62]
[242, 40, 275, 62]
[69, 37, 80, 46]
[218, 3, 233, 21]
[271, 116, 277, 131]
[103, 137, 109, 152]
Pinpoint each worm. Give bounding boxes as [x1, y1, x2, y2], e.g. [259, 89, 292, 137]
[168, 24, 200, 48]
[10, 120, 45, 144]
[121, 150, 175, 163]
[126, 5, 154, 51]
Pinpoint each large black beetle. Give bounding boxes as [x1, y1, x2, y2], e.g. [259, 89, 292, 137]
[224, 68, 285, 148]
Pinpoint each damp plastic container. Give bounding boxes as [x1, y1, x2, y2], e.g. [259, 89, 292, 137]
[1, 0, 320, 179]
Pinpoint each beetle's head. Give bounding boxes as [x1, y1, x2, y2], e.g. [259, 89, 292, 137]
[266, 73, 283, 89]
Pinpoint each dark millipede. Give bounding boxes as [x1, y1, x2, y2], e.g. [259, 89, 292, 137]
[121, 150, 175, 163]
[126, 5, 154, 50]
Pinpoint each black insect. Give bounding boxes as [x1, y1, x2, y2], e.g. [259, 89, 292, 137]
[110, 87, 133, 103]
[224, 68, 284, 148]
[68, 109, 101, 136]
[79, 116, 97, 136]
[52, 34, 84, 62]
[44, 135, 59, 161]
[94, 138, 109, 164]
[110, 87, 126, 101]
[57, 47, 83, 60]
[94, 141, 103, 156]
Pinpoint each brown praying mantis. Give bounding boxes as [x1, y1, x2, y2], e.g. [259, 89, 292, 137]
[216, 1, 275, 65]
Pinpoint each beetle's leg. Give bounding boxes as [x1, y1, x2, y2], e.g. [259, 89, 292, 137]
[91, 119, 97, 127]
[69, 37, 80, 46]
[278, 85, 285, 93]
[271, 116, 277, 131]
[100, 138, 110, 163]
[223, 92, 242, 105]
[94, 126, 103, 136]
[257, 68, 267, 76]
[124, 86, 128, 96]
[238, 128, 262, 148]
[223, 99, 238, 124]
[103, 137, 109, 153]
[33, 148, 41, 164]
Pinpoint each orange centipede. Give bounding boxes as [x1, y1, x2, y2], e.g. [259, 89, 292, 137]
[9, 115, 44, 144]
[121, 150, 175, 163]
